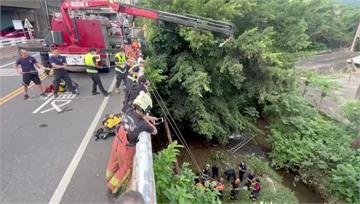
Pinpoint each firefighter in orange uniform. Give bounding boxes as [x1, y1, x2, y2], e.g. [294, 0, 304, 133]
[106, 91, 158, 194]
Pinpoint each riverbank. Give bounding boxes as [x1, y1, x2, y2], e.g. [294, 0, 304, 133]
[176, 140, 325, 203]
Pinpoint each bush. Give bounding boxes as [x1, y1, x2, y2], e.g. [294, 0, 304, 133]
[154, 142, 219, 204]
[342, 101, 360, 135]
[265, 93, 360, 203]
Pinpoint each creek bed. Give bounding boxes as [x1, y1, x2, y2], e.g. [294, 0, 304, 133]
[176, 140, 325, 203]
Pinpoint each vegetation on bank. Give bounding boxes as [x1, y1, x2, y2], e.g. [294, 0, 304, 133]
[265, 93, 359, 203]
[140, 0, 360, 202]
[154, 142, 219, 204]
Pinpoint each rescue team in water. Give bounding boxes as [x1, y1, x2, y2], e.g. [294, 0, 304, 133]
[196, 162, 262, 201]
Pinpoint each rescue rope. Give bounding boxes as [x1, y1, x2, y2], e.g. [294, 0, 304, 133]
[151, 90, 201, 171]
[149, 81, 202, 171]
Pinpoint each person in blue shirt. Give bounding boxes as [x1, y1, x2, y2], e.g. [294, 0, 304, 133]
[49, 48, 78, 97]
[14, 49, 47, 100]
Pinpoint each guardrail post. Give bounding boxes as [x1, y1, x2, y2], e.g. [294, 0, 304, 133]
[130, 132, 157, 204]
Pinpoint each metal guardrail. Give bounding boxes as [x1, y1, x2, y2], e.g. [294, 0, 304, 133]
[0, 37, 27, 48]
[130, 131, 157, 204]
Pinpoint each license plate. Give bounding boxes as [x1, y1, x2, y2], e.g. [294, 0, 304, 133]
[65, 55, 85, 65]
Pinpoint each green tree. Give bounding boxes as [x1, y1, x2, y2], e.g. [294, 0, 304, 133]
[154, 142, 219, 204]
[142, 0, 295, 142]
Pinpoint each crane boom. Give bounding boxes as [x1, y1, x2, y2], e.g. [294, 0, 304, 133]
[61, 0, 234, 44]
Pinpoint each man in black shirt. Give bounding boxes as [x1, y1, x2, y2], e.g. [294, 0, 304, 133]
[211, 164, 219, 179]
[14, 49, 47, 100]
[239, 162, 247, 182]
[49, 48, 78, 97]
[122, 75, 149, 113]
[224, 168, 236, 182]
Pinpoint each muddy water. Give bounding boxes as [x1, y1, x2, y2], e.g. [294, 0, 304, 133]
[176, 140, 325, 203]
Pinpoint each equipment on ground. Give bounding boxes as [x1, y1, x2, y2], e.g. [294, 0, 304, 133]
[94, 113, 122, 141]
[44, 79, 80, 93]
[18, 0, 234, 72]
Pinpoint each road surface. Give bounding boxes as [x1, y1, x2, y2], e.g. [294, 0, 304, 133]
[0, 51, 126, 203]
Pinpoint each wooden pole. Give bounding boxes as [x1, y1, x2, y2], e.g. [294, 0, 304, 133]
[349, 22, 360, 52]
[164, 119, 181, 174]
[355, 83, 360, 100]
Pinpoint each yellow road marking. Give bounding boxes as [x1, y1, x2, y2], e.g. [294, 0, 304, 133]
[0, 75, 48, 106]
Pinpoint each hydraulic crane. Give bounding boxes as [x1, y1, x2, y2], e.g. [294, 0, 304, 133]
[20, 0, 235, 70]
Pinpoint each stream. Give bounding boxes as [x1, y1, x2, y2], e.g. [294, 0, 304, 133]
[175, 139, 325, 203]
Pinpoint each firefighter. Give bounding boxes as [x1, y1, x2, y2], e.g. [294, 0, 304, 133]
[215, 177, 225, 200]
[238, 162, 247, 182]
[125, 59, 142, 91]
[14, 49, 47, 100]
[106, 91, 158, 194]
[250, 178, 262, 201]
[230, 178, 241, 200]
[49, 47, 78, 97]
[122, 75, 150, 113]
[114, 48, 128, 94]
[84, 48, 109, 96]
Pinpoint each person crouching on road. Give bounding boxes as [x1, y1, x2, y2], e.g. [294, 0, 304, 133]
[84, 48, 109, 96]
[49, 47, 78, 97]
[106, 91, 158, 194]
[114, 48, 128, 94]
[14, 49, 47, 100]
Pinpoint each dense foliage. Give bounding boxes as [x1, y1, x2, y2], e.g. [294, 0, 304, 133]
[142, 0, 359, 142]
[140, 0, 360, 202]
[153, 142, 219, 204]
[342, 101, 360, 135]
[265, 93, 360, 203]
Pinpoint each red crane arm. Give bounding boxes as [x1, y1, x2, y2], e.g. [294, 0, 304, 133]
[61, 0, 234, 44]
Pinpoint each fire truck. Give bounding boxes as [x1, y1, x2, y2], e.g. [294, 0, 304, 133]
[20, 0, 234, 71]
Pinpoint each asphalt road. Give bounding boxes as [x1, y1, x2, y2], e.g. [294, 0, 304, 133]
[0, 51, 125, 203]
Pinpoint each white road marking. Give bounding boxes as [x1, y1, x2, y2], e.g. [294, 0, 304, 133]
[41, 100, 72, 113]
[49, 77, 116, 204]
[0, 53, 40, 69]
[32, 95, 54, 114]
[32, 94, 77, 114]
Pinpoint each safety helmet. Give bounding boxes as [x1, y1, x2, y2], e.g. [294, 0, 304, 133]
[133, 91, 152, 113]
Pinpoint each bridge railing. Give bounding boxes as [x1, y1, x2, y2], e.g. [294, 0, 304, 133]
[0, 37, 27, 48]
[130, 131, 157, 204]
